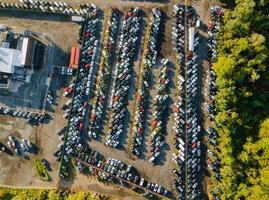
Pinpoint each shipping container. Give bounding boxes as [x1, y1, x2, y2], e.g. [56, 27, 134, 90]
[69, 47, 76, 67]
[74, 48, 81, 66]
[69, 47, 80, 69]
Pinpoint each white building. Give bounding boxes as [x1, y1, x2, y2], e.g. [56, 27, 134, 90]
[0, 28, 36, 92]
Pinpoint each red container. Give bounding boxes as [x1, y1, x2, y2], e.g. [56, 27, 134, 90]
[74, 48, 81, 66]
[69, 47, 80, 69]
[69, 47, 76, 67]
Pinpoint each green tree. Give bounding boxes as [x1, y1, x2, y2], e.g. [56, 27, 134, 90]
[212, 0, 269, 198]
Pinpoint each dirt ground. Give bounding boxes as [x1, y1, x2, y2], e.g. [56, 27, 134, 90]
[0, 0, 215, 199]
[0, 12, 79, 188]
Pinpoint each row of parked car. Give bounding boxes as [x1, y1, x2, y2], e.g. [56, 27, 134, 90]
[172, 4, 187, 199]
[184, 22, 202, 200]
[7, 136, 20, 155]
[207, 6, 223, 62]
[54, 66, 74, 76]
[59, 16, 101, 177]
[71, 144, 170, 198]
[206, 6, 224, 200]
[0, 106, 47, 123]
[88, 8, 121, 140]
[130, 8, 162, 157]
[46, 90, 54, 105]
[172, 3, 185, 58]
[105, 8, 142, 148]
[7, 136, 32, 156]
[149, 59, 170, 164]
[0, 0, 98, 17]
[63, 82, 75, 97]
[172, 3, 202, 200]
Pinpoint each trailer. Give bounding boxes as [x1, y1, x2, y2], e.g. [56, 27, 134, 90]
[69, 47, 76, 68]
[69, 47, 80, 69]
[71, 15, 84, 22]
[188, 27, 195, 52]
[74, 48, 81, 67]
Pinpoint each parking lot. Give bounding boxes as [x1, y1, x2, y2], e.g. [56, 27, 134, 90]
[0, 10, 79, 187]
[0, 0, 217, 199]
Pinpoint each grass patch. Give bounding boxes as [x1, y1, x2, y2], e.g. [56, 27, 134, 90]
[34, 159, 51, 181]
[0, 187, 111, 200]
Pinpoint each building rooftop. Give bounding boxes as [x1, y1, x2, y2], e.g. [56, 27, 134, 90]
[0, 37, 29, 74]
[0, 47, 24, 74]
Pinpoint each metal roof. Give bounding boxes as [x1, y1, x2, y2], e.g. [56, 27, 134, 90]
[0, 38, 29, 74]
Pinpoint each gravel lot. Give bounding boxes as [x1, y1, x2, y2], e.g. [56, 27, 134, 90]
[0, 12, 79, 187]
[0, 0, 215, 199]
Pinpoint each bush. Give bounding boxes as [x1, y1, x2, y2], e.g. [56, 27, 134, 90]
[34, 159, 51, 181]
[0, 187, 111, 200]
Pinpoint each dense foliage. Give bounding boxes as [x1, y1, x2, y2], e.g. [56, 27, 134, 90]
[213, 0, 269, 199]
[0, 187, 111, 200]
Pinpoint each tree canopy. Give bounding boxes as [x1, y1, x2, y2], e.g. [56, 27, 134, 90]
[0, 187, 111, 200]
[212, 0, 269, 199]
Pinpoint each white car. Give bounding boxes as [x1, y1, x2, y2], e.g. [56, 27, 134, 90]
[139, 178, 145, 186]
[4, 108, 10, 114]
[13, 110, 19, 116]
